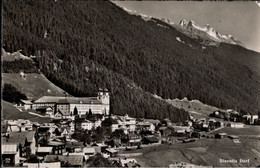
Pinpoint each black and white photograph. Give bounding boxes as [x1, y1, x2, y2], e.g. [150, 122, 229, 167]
[1, 0, 260, 167]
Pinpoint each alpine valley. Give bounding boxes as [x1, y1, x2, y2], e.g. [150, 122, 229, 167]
[2, 1, 260, 122]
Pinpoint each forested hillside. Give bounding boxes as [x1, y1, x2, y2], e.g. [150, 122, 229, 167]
[2, 1, 260, 119]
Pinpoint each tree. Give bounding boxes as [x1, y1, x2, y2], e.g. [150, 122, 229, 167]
[87, 153, 113, 167]
[73, 106, 78, 116]
[3, 84, 27, 103]
[111, 129, 125, 139]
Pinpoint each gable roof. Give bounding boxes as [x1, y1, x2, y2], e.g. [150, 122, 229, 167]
[83, 147, 96, 154]
[58, 108, 70, 116]
[44, 155, 84, 166]
[21, 99, 33, 105]
[2, 144, 18, 154]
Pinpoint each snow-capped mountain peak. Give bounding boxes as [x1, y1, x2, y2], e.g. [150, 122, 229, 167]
[179, 19, 188, 27]
[178, 19, 244, 46]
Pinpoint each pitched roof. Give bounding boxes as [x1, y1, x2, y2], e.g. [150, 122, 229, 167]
[58, 108, 70, 116]
[83, 147, 96, 154]
[143, 119, 161, 125]
[37, 147, 53, 153]
[34, 96, 101, 104]
[36, 106, 53, 110]
[2, 144, 18, 154]
[21, 99, 33, 105]
[44, 155, 84, 166]
[66, 142, 84, 149]
[106, 148, 118, 153]
[3, 131, 35, 146]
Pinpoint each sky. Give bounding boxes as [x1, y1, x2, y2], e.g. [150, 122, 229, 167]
[113, 1, 260, 53]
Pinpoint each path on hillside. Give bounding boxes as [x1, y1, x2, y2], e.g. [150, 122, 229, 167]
[28, 112, 50, 118]
[208, 126, 225, 133]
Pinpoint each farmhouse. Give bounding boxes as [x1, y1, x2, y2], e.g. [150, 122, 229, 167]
[18, 100, 33, 110]
[1, 144, 20, 166]
[33, 89, 110, 117]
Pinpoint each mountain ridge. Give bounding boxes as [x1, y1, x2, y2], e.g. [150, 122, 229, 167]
[119, 5, 245, 47]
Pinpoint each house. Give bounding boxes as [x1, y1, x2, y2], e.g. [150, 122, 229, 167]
[116, 114, 136, 133]
[243, 114, 259, 124]
[105, 148, 118, 157]
[159, 127, 172, 136]
[44, 155, 84, 167]
[142, 119, 161, 126]
[215, 121, 224, 127]
[54, 108, 71, 120]
[91, 143, 108, 153]
[93, 119, 102, 129]
[105, 139, 121, 148]
[66, 142, 84, 153]
[169, 126, 190, 135]
[83, 147, 96, 156]
[127, 133, 142, 146]
[36, 106, 53, 115]
[111, 123, 119, 132]
[45, 141, 66, 155]
[227, 122, 244, 128]
[2, 131, 37, 157]
[136, 122, 155, 133]
[184, 120, 193, 127]
[2, 144, 20, 166]
[81, 120, 93, 130]
[18, 99, 33, 110]
[60, 127, 71, 139]
[6, 119, 33, 132]
[142, 136, 159, 144]
[36, 147, 53, 158]
[215, 133, 227, 139]
[120, 158, 140, 167]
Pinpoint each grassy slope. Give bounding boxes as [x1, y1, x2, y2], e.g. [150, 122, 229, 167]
[2, 73, 68, 100]
[131, 136, 260, 167]
[154, 95, 219, 119]
[167, 98, 219, 119]
[1, 100, 51, 123]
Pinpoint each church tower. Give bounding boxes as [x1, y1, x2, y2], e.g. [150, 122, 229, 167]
[97, 88, 110, 116]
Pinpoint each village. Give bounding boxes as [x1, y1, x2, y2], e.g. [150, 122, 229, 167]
[2, 89, 260, 167]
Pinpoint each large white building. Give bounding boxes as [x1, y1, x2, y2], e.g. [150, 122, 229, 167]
[33, 89, 110, 118]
